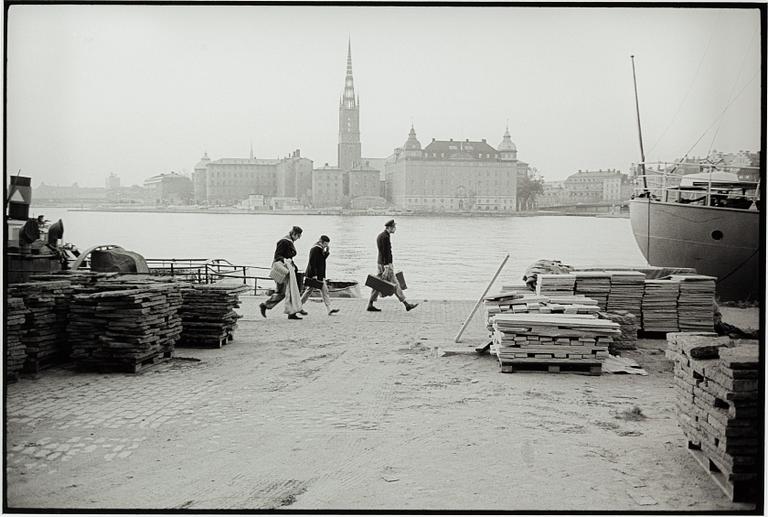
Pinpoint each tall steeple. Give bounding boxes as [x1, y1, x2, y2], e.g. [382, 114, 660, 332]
[338, 38, 361, 171]
[250, 141, 254, 160]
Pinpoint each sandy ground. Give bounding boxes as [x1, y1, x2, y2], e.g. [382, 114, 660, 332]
[5, 297, 760, 511]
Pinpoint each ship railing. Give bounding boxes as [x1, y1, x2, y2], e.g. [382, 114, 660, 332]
[632, 162, 760, 208]
[144, 258, 274, 295]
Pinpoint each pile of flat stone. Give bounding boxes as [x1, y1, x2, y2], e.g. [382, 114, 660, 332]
[5, 297, 29, 382]
[666, 333, 760, 502]
[491, 313, 619, 374]
[177, 284, 248, 348]
[8, 280, 73, 372]
[669, 275, 716, 332]
[606, 271, 645, 316]
[535, 273, 576, 296]
[69, 281, 183, 372]
[641, 279, 680, 332]
[573, 272, 611, 310]
[483, 293, 598, 331]
[598, 310, 638, 352]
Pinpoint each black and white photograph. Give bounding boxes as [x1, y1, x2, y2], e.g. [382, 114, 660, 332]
[4, 1, 764, 512]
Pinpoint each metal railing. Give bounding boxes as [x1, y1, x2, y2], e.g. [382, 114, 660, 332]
[632, 162, 760, 208]
[142, 258, 275, 295]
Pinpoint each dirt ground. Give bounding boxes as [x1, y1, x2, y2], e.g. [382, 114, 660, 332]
[4, 298, 761, 511]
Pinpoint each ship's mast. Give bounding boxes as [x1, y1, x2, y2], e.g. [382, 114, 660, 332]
[631, 55, 648, 191]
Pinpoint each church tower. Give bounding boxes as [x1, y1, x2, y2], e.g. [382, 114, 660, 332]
[338, 39, 361, 171]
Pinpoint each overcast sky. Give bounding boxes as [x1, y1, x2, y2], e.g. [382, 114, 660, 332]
[6, 4, 762, 187]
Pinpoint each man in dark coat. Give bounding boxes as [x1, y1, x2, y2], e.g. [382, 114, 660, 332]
[367, 219, 418, 312]
[260, 226, 307, 320]
[300, 235, 340, 315]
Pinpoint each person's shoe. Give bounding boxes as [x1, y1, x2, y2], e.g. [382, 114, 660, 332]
[404, 302, 419, 312]
[298, 310, 308, 315]
[287, 314, 303, 320]
[366, 305, 381, 312]
[259, 303, 267, 318]
[328, 308, 340, 315]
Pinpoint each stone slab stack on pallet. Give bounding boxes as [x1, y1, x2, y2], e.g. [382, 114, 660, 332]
[6, 297, 29, 382]
[641, 279, 680, 333]
[597, 310, 638, 352]
[535, 274, 576, 297]
[177, 284, 249, 348]
[69, 282, 183, 373]
[606, 271, 645, 317]
[8, 280, 73, 373]
[483, 293, 598, 332]
[491, 313, 620, 375]
[573, 272, 611, 311]
[666, 332, 760, 503]
[668, 275, 716, 332]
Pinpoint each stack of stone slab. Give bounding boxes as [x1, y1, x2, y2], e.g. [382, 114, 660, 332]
[666, 333, 760, 502]
[641, 279, 680, 333]
[573, 272, 611, 310]
[177, 284, 248, 348]
[597, 310, 639, 352]
[535, 274, 576, 296]
[69, 282, 182, 372]
[483, 293, 598, 331]
[606, 271, 645, 316]
[668, 275, 716, 332]
[6, 297, 29, 382]
[491, 313, 619, 374]
[8, 280, 73, 372]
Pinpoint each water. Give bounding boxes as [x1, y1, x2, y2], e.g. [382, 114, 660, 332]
[37, 208, 648, 300]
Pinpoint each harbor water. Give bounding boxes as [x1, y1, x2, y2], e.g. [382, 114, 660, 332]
[38, 209, 648, 300]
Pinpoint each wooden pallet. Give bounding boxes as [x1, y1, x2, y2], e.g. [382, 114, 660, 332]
[77, 350, 173, 374]
[499, 357, 602, 375]
[687, 441, 759, 503]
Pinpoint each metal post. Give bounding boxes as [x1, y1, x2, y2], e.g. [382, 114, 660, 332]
[454, 254, 510, 343]
[242, 266, 247, 285]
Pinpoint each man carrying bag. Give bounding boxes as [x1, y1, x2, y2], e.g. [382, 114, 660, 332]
[300, 235, 340, 316]
[366, 219, 418, 313]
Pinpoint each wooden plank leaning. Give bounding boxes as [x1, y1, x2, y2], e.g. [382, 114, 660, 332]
[454, 253, 510, 343]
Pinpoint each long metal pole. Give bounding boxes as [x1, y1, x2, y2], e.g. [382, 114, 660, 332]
[631, 55, 648, 191]
[454, 253, 510, 343]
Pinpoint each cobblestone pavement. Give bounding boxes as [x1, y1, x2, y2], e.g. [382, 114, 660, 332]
[5, 297, 756, 511]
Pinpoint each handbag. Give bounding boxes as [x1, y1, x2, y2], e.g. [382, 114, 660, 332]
[269, 261, 289, 283]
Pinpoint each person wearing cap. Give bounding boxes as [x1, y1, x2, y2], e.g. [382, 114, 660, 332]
[367, 219, 418, 312]
[260, 226, 307, 320]
[299, 235, 340, 316]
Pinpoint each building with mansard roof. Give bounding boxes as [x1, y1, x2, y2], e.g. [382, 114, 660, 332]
[384, 125, 521, 212]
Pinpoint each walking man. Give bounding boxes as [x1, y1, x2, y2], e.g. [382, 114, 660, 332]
[300, 235, 340, 316]
[367, 219, 418, 312]
[260, 226, 307, 320]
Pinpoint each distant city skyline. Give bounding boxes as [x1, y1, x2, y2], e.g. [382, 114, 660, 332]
[7, 4, 762, 187]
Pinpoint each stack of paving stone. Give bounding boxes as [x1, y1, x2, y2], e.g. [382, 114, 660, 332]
[177, 284, 249, 348]
[535, 274, 576, 296]
[8, 280, 73, 372]
[606, 271, 645, 316]
[641, 279, 680, 333]
[491, 313, 619, 374]
[69, 282, 183, 372]
[668, 275, 716, 332]
[542, 295, 600, 315]
[666, 333, 760, 502]
[597, 310, 638, 352]
[573, 272, 611, 310]
[5, 297, 29, 382]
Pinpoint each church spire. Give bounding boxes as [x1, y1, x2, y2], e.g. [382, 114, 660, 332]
[249, 141, 253, 160]
[342, 37, 356, 109]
